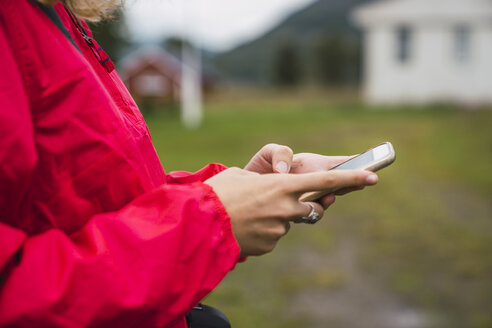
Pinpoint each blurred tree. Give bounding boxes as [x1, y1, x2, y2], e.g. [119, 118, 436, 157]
[88, 10, 130, 63]
[272, 42, 303, 87]
[312, 34, 360, 86]
[161, 36, 193, 59]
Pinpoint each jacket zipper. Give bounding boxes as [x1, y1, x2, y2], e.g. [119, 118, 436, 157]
[64, 8, 115, 73]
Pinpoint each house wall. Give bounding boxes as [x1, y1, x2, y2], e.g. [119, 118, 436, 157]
[126, 65, 178, 101]
[363, 23, 492, 105]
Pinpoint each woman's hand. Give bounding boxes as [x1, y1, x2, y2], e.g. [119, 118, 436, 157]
[245, 144, 351, 174]
[244, 144, 295, 174]
[205, 167, 378, 257]
[244, 144, 360, 203]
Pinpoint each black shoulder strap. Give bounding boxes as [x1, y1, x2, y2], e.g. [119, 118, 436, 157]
[32, 1, 82, 53]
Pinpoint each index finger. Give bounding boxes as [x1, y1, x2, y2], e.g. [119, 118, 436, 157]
[283, 170, 378, 196]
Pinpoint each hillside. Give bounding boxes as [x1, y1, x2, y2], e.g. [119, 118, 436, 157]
[212, 0, 375, 85]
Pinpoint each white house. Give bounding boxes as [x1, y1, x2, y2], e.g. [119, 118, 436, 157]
[352, 0, 492, 106]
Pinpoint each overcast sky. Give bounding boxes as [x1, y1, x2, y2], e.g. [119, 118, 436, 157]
[125, 0, 316, 51]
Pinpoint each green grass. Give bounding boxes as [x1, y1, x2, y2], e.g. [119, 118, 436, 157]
[145, 89, 492, 328]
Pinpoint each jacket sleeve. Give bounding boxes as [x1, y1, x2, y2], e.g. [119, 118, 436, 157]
[0, 25, 240, 328]
[166, 164, 229, 185]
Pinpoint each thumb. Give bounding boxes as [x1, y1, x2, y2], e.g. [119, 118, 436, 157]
[269, 144, 294, 174]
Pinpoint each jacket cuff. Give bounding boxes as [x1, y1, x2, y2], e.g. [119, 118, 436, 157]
[200, 183, 244, 263]
[166, 163, 228, 185]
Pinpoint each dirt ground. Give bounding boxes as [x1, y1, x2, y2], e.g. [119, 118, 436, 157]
[288, 238, 430, 328]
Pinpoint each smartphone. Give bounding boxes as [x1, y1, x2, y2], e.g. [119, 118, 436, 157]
[300, 142, 396, 202]
[330, 142, 395, 172]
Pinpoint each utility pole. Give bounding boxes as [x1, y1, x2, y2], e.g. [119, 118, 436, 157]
[179, 1, 203, 129]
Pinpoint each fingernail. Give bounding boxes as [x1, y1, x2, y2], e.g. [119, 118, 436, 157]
[275, 161, 289, 173]
[366, 174, 378, 184]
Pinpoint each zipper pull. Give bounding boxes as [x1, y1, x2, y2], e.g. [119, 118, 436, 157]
[65, 7, 115, 73]
[81, 33, 94, 45]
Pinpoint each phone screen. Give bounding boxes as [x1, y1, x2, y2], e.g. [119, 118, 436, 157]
[333, 143, 391, 170]
[334, 151, 375, 170]
[299, 142, 394, 202]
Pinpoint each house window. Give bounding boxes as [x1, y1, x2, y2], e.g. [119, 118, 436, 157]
[135, 73, 170, 97]
[396, 27, 412, 64]
[454, 25, 471, 63]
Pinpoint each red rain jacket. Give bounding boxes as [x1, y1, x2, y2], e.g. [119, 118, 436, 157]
[0, 1, 241, 327]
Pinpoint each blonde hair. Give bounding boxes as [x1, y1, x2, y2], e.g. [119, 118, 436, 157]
[37, 0, 124, 22]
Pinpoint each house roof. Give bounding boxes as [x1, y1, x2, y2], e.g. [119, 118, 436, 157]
[352, 0, 492, 26]
[117, 46, 183, 83]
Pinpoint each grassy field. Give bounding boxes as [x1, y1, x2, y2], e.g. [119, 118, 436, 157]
[145, 89, 492, 328]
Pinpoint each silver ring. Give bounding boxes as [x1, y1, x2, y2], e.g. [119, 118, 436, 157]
[294, 203, 320, 225]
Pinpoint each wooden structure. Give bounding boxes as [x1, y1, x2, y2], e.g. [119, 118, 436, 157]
[118, 46, 183, 103]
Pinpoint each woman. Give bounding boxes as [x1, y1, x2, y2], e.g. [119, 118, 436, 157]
[0, 0, 378, 327]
